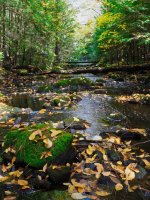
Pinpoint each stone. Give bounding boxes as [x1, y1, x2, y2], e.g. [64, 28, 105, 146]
[3, 123, 74, 168]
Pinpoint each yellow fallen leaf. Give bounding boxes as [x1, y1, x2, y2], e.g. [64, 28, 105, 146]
[51, 130, 62, 137]
[68, 184, 75, 193]
[115, 183, 123, 191]
[143, 159, 150, 169]
[0, 175, 9, 182]
[43, 163, 48, 172]
[107, 136, 121, 144]
[97, 145, 105, 155]
[9, 170, 23, 177]
[2, 164, 7, 173]
[22, 186, 30, 190]
[71, 179, 86, 188]
[86, 145, 95, 155]
[73, 117, 80, 122]
[125, 167, 135, 181]
[18, 179, 28, 186]
[38, 109, 46, 114]
[43, 138, 53, 149]
[102, 171, 111, 176]
[96, 190, 111, 196]
[7, 118, 15, 125]
[11, 157, 16, 164]
[40, 151, 52, 159]
[29, 130, 42, 141]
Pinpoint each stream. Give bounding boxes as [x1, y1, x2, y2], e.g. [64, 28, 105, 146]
[0, 73, 150, 199]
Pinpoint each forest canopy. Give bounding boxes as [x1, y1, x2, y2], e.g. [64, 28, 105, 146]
[0, 0, 76, 68]
[86, 0, 150, 65]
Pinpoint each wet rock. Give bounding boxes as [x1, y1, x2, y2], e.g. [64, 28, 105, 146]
[135, 165, 147, 180]
[106, 149, 122, 162]
[84, 163, 96, 170]
[98, 174, 116, 188]
[47, 166, 71, 184]
[51, 146, 77, 165]
[64, 118, 90, 130]
[93, 89, 107, 94]
[31, 178, 52, 190]
[116, 128, 147, 141]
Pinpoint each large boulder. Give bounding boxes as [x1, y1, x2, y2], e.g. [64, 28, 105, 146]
[3, 123, 74, 168]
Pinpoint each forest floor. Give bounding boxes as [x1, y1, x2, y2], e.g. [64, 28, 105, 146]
[0, 69, 150, 200]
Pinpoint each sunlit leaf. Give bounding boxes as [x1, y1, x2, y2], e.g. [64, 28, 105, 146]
[115, 183, 123, 191]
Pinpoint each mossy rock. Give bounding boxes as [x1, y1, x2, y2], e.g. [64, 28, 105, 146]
[37, 85, 53, 93]
[54, 77, 94, 88]
[3, 124, 73, 168]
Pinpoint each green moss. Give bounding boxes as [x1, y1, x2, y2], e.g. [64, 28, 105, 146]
[37, 85, 53, 93]
[24, 190, 72, 200]
[4, 124, 73, 168]
[54, 77, 94, 88]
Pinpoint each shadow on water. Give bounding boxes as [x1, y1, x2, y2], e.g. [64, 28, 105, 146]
[9, 93, 43, 111]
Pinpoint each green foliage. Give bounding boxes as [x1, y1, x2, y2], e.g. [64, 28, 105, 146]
[88, 0, 150, 64]
[4, 123, 73, 168]
[0, 0, 76, 68]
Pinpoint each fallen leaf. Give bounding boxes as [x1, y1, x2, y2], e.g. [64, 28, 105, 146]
[86, 145, 95, 155]
[143, 159, 150, 169]
[125, 167, 135, 181]
[2, 164, 7, 173]
[29, 130, 42, 141]
[115, 183, 123, 191]
[40, 151, 52, 159]
[38, 109, 46, 114]
[96, 190, 111, 196]
[43, 163, 48, 172]
[43, 138, 53, 149]
[73, 117, 80, 122]
[71, 179, 86, 188]
[0, 175, 9, 182]
[9, 170, 23, 177]
[102, 171, 111, 176]
[71, 193, 87, 200]
[51, 130, 62, 137]
[18, 179, 28, 186]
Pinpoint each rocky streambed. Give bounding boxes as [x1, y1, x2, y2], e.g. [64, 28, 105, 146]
[0, 71, 150, 200]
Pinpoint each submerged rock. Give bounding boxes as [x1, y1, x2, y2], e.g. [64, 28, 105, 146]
[116, 128, 147, 141]
[64, 118, 90, 130]
[47, 166, 71, 184]
[3, 123, 74, 168]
